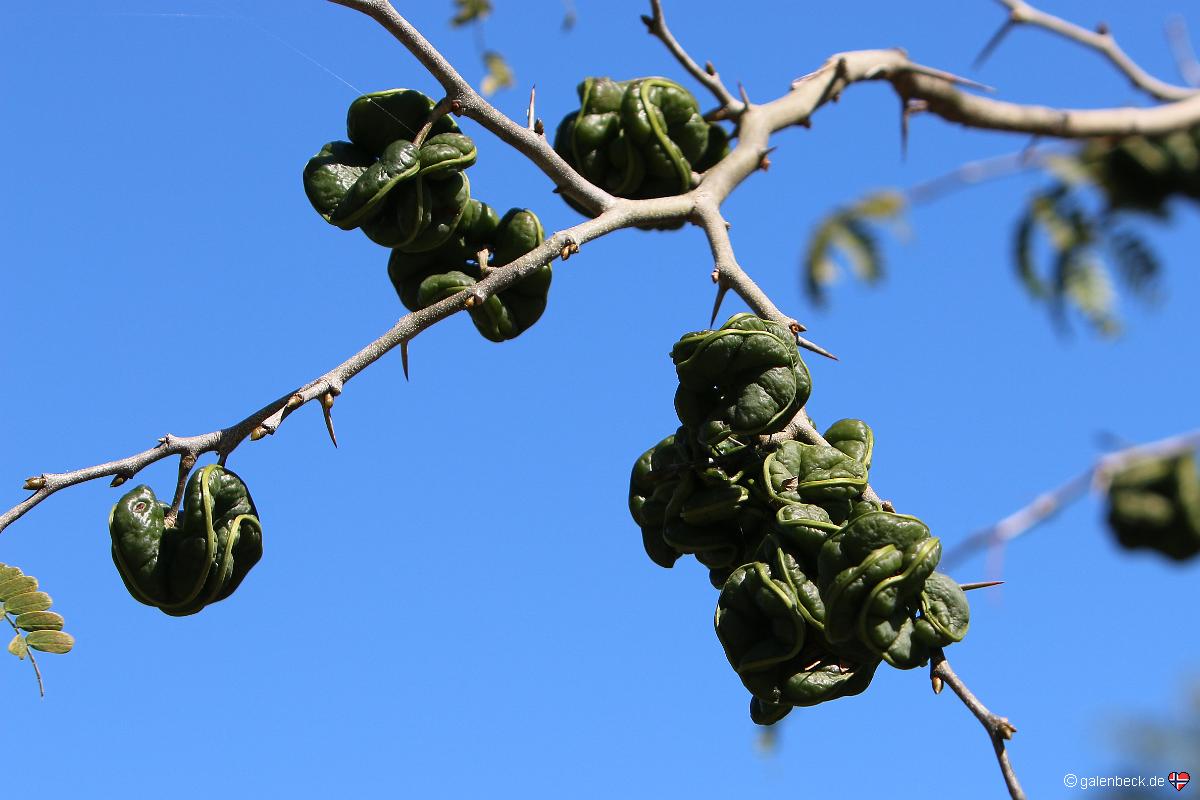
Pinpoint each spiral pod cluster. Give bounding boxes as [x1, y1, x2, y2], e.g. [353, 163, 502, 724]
[109, 465, 263, 616]
[1106, 453, 1200, 560]
[554, 77, 728, 211]
[304, 89, 551, 342]
[629, 313, 970, 724]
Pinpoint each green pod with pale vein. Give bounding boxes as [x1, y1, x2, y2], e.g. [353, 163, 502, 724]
[763, 440, 867, 507]
[1106, 454, 1200, 560]
[346, 88, 460, 157]
[756, 503, 841, 572]
[304, 88, 478, 247]
[815, 510, 959, 669]
[553, 76, 728, 221]
[672, 313, 811, 446]
[824, 418, 874, 470]
[400, 207, 551, 342]
[717, 559, 880, 721]
[109, 465, 263, 617]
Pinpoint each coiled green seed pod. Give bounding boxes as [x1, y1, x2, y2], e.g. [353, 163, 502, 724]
[109, 465, 263, 616]
[1106, 454, 1200, 560]
[672, 314, 812, 446]
[553, 76, 728, 209]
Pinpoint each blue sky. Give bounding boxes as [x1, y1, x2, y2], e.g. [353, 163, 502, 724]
[2, 1, 1199, 797]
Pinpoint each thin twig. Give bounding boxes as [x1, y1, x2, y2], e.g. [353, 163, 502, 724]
[906, 147, 1058, 205]
[692, 202, 835, 360]
[982, 0, 1197, 102]
[4, 613, 45, 698]
[1166, 15, 1200, 88]
[643, 0, 743, 116]
[412, 96, 457, 147]
[930, 649, 1025, 800]
[943, 428, 1200, 568]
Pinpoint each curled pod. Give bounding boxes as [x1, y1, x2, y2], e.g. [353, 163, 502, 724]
[824, 418, 874, 470]
[553, 76, 728, 219]
[816, 510, 955, 668]
[755, 503, 841, 573]
[1106, 454, 1200, 560]
[109, 465, 263, 616]
[672, 313, 812, 446]
[393, 207, 552, 342]
[723, 572, 880, 721]
[303, 88, 477, 247]
[762, 440, 867, 507]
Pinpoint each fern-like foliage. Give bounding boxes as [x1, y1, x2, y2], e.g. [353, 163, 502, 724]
[1, 562, 74, 696]
[802, 126, 1193, 333]
[803, 191, 906, 306]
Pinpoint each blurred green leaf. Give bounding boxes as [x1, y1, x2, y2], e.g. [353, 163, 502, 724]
[480, 51, 513, 96]
[802, 191, 906, 306]
[450, 0, 491, 27]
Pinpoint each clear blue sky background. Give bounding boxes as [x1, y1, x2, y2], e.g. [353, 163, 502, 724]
[2, 1, 1198, 797]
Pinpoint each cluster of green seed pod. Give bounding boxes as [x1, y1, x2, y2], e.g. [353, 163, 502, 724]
[2, 563, 75, 669]
[1081, 128, 1200, 215]
[304, 89, 551, 342]
[109, 465, 263, 616]
[629, 313, 970, 724]
[1107, 453, 1200, 561]
[554, 77, 728, 213]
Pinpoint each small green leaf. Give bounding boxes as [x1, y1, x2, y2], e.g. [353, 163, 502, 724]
[4, 591, 52, 615]
[26, 630, 74, 655]
[15, 611, 64, 632]
[851, 190, 906, 219]
[7, 633, 27, 660]
[0, 575, 37, 601]
[451, 0, 492, 27]
[480, 51, 514, 96]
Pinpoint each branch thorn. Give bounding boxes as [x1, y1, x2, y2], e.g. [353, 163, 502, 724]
[960, 580, 1005, 592]
[321, 392, 338, 449]
[738, 82, 751, 107]
[710, 283, 730, 326]
[401, 340, 411, 381]
[974, 20, 1016, 69]
[796, 335, 837, 361]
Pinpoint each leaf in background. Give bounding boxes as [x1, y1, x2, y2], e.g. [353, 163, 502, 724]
[480, 51, 514, 96]
[450, 0, 492, 27]
[802, 191, 906, 306]
[562, 0, 577, 31]
[1108, 229, 1162, 302]
[1015, 185, 1122, 335]
[1062, 255, 1120, 336]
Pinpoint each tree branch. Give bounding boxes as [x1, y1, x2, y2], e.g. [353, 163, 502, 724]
[1166, 15, 1200, 88]
[930, 649, 1026, 800]
[980, 0, 1197, 103]
[943, 428, 1200, 568]
[643, 0, 743, 117]
[326, 0, 613, 216]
